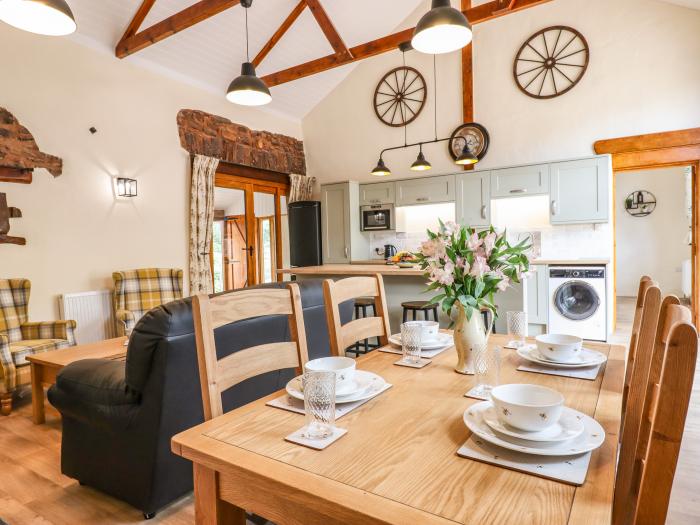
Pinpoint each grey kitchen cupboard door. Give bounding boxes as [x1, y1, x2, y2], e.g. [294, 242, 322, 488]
[550, 156, 610, 224]
[456, 171, 490, 228]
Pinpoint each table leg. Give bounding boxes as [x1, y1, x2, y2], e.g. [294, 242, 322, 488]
[193, 463, 246, 525]
[31, 363, 45, 424]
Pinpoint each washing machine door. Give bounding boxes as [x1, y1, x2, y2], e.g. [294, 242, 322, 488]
[553, 280, 600, 321]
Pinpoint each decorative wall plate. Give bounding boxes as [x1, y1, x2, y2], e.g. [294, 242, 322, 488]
[513, 26, 589, 99]
[373, 66, 426, 127]
[448, 123, 490, 161]
[625, 190, 656, 217]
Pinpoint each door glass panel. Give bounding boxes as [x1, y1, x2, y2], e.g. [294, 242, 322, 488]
[554, 281, 600, 320]
[211, 220, 224, 293]
[254, 191, 276, 284]
[214, 187, 248, 291]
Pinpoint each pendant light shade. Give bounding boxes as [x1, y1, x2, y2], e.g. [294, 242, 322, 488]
[0, 0, 76, 36]
[227, 0, 271, 106]
[412, 0, 472, 55]
[226, 62, 272, 106]
[455, 143, 478, 165]
[410, 150, 432, 171]
[371, 157, 391, 176]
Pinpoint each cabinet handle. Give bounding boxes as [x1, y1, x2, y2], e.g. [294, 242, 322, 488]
[510, 188, 527, 194]
[551, 200, 558, 216]
[416, 197, 429, 202]
[344, 246, 349, 258]
[480, 205, 487, 220]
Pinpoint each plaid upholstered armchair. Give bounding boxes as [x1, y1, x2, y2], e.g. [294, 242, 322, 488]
[0, 279, 77, 415]
[112, 268, 184, 336]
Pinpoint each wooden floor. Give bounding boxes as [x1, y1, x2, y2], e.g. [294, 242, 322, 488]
[0, 303, 697, 525]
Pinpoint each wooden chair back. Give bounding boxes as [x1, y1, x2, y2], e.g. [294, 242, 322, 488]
[192, 284, 309, 420]
[613, 284, 661, 522]
[613, 297, 696, 525]
[323, 275, 391, 357]
[622, 275, 653, 414]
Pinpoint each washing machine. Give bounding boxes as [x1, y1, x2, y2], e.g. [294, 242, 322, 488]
[548, 266, 607, 341]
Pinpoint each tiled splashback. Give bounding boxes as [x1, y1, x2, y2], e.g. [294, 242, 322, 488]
[368, 222, 612, 261]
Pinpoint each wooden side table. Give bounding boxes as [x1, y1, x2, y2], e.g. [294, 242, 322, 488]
[26, 337, 127, 424]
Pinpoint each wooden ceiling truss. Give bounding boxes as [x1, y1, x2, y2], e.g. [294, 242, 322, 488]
[116, 0, 551, 87]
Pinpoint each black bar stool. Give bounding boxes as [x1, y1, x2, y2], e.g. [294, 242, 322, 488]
[350, 297, 380, 356]
[401, 301, 439, 323]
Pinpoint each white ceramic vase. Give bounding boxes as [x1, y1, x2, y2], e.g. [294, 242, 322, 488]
[454, 303, 489, 375]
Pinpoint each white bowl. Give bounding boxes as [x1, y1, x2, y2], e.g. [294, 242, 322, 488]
[304, 357, 356, 394]
[404, 320, 440, 343]
[535, 334, 583, 363]
[490, 384, 564, 432]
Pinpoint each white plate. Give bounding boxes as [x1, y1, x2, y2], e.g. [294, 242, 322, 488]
[517, 346, 607, 369]
[464, 401, 605, 456]
[388, 332, 453, 350]
[286, 370, 387, 404]
[482, 404, 585, 443]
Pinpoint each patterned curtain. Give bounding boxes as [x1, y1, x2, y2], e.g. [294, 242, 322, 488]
[288, 173, 314, 203]
[189, 154, 220, 294]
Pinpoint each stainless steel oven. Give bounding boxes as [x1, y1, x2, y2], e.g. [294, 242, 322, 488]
[361, 204, 394, 231]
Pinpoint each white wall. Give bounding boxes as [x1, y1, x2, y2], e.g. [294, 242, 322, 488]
[302, 0, 700, 184]
[615, 166, 691, 297]
[0, 27, 301, 320]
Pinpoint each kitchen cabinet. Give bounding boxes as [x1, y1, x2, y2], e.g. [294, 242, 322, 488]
[549, 156, 610, 224]
[526, 264, 548, 325]
[396, 175, 455, 206]
[321, 182, 368, 263]
[456, 171, 490, 228]
[360, 182, 395, 205]
[491, 164, 549, 198]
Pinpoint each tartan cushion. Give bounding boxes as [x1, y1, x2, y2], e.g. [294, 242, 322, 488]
[0, 279, 30, 343]
[8, 339, 70, 366]
[112, 268, 183, 322]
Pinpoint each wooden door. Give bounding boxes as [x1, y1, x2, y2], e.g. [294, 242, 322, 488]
[215, 171, 288, 287]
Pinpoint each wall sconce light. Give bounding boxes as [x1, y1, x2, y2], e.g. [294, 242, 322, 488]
[116, 177, 137, 197]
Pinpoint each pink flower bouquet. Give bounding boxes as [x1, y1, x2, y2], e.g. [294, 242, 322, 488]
[415, 221, 531, 322]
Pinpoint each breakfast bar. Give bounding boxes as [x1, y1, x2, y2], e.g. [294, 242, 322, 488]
[277, 264, 432, 332]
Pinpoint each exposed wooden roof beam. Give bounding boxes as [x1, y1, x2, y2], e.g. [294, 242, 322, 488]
[262, 0, 551, 87]
[304, 0, 352, 60]
[252, 1, 306, 68]
[116, 0, 241, 58]
[117, 0, 157, 47]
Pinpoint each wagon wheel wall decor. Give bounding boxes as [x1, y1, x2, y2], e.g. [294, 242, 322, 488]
[513, 26, 589, 99]
[374, 66, 427, 127]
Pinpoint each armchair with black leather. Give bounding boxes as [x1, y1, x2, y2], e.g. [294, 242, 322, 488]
[47, 279, 353, 518]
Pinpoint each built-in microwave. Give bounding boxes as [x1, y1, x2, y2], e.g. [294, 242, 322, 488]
[361, 204, 394, 231]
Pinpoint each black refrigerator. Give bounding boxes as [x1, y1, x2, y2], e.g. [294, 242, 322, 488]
[288, 200, 322, 267]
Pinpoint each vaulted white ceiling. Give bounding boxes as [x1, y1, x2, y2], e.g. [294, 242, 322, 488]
[657, 0, 700, 9]
[67, 0, 425, 121]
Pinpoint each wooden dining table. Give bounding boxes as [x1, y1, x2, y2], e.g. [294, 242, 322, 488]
[171, 333, 625, 525]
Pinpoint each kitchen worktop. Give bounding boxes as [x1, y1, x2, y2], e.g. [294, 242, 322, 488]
[276, 264, 424, 276]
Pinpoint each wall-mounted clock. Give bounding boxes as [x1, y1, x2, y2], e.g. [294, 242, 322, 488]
[513, 26, 589, 99]
[373, 66, 426, 127]
[448, 123, 490, 162]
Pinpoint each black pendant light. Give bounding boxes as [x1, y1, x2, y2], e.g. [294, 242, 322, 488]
[410, 148, 432, 171]
[455, 142, 478, 165]
[226, 0, 271, 106]
[371, 157, 391, 176]
[0, 0, 76, 36]
[412, 0, 472, 54]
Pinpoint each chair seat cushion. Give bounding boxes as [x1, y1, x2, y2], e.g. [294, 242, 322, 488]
[9, 338, 70, 366]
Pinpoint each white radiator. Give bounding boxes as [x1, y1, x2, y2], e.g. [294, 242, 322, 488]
[59, 290, 116, 345]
